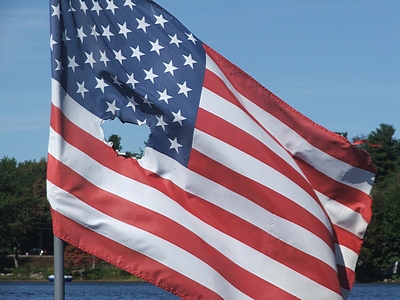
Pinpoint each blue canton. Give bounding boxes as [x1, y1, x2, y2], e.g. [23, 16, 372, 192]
[50, 0, 206, 166]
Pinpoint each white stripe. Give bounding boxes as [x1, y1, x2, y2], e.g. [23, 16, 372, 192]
[49, 129, 341, 299]
[205, 54, 375, 195]
[335, 243, 359, 272]
[141, 147, 338, 271]
[318, 191, 368, 239]
[47, 181, 249, 300]
[341, 288, 350, 300]
[319, 188, 366, 272]
[51, 79, 105, 141]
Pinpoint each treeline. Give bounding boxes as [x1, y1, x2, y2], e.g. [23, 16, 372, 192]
[354, 124, 400, 281]
[0, 157, 52, 268]
[0, 125, 400, 282]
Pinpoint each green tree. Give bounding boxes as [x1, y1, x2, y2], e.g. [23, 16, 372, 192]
[335, 131, 348, 139]
[356, 124, 400, 282]
[107, 134, 123, 152]
[0, 157, 51, 268]
[364, 124, 400, 182]
[0, 157, 19, 256]
[380, 173, 400, 270]
[19, 159, 52, 253]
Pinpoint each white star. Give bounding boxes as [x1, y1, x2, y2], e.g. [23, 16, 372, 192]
[137, 119, 147, 126]
[163, 60, 178, 75]
[177, 81, 192, 97]
[68, 55, 79, 72]
[106, 100, 120, 115]
[101, 25, 114, 41]
[142, 94, 152, 107]
[113, 49, 126, 64]
[136, 16, 150, 33]
[144, 68, 158, 83]
[62, 29, 71, 43]
[112, 75, 123, 87]
[172, 110, 186, 126]
[169, 137, 182, 153]
[50, 34, 57, 51]
[84, 52, 96, 68]
[169, 34, 182, 47]
[149, 39, 164, 55]
[124, 0, 136, 9]
[67, 0, 76, 12]
[90, 25, 100, 40]
[118, 22, 131, 39]
[55, 59, 64, 72]
[154, 14, 168, 28]
[77, 26, 87, 43]
[76, 81, 88, 98]
[157, 89, 172, 104]
[126, 73, 139, 88]
[51, 4, 61, 19]
[126, 96, 139, 111]
[91, 0, 102, 16]
[156, 115, 168, 131]
[186, 32, 197, 44]
[183, 53, 197, 69]
[106, 0, 118, 15]
[131, 45, 145, 61]
[79, 0, 88, 14]
[99, 50, 110, 66]
[95, 77, 108, 93]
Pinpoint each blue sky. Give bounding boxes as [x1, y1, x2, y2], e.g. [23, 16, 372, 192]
[1, 0, 399, 162]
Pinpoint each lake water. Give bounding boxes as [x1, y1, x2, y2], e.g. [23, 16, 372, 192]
[0, 282, 179, 299]
[0, 281, 400, 299]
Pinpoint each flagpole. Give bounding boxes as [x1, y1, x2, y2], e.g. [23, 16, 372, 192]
[54, 235, 65, 300]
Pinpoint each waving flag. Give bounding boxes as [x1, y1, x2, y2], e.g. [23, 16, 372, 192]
[48, 1, 376, 299]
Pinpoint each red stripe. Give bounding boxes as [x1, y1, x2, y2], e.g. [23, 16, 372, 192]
[337, 264, 355, 291]
[50, 104, 342, 296]
[333, 225, 364, 255]
[333, 227, 359, 292]
[204, 44, 376, 174]
[50, 210, 220, 300]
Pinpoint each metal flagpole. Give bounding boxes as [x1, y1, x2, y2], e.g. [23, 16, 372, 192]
[54, 235, 65, 300]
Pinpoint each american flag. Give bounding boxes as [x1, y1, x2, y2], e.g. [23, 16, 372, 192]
[48, 0, 376, 299]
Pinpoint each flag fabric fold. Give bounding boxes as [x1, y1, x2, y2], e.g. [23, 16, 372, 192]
[48, 1, 376, 299]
